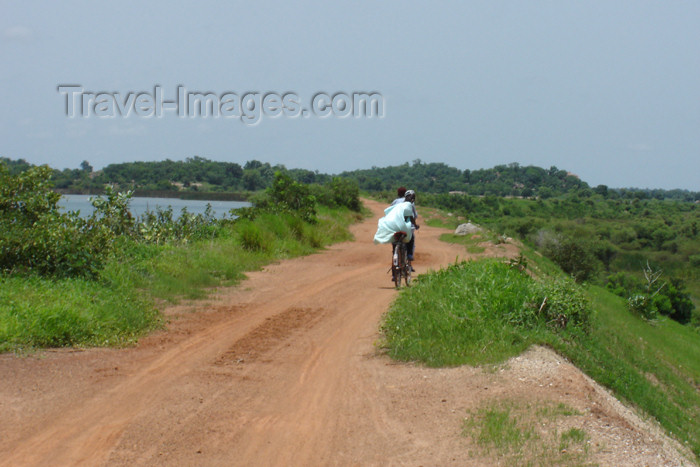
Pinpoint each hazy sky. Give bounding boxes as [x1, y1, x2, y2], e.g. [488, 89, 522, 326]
[2, 1, 698, 190]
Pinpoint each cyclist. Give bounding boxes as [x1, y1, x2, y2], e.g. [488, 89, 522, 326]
[401, 190, 419, 263]
[373, 199, 414, 283]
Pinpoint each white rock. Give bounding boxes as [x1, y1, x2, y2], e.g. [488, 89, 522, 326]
[454, 223, 482, 236]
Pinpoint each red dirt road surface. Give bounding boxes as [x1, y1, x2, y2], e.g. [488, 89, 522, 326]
[0, 200, 690, 466]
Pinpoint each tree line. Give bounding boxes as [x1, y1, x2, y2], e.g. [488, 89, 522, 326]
[2, 157, 697, 201]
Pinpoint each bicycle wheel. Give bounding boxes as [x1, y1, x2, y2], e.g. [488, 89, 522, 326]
[403, 247, 412, 287]
[392, 245, 402, 289]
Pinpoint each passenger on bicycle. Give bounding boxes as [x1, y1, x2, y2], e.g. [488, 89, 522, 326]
[390, 187, 407, 206]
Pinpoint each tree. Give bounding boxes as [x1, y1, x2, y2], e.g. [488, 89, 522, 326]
[594, 184, 609, 197]
[242, 170, 263, 191]
[265, 172, 317, 222]
[666, 278, 694, 324]
[539, 234, 599, 283]
[244, 160, 263, 170]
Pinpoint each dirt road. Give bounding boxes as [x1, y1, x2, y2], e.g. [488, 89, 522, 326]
[0, 200, 690, 466]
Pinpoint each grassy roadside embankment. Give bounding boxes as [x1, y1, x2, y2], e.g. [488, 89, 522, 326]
[381, 209, 700, 463]
[0, 206, 362, 352]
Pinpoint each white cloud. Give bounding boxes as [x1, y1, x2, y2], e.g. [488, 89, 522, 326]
[65, 121, 88, 139]
[628, 143, 653, 152]
[27, 130, 52, 140]
[3, 26, 33, 41]
[105, 123, 146, 136]
[196, 122, 213, 134]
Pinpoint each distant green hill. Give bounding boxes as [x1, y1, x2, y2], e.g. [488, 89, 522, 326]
[339, 160, 588, 198]
[1, 157, 697, 201]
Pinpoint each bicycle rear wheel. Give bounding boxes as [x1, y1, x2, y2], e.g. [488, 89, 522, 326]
[392, 244, 402, 289]
[403, 247, 411, 287]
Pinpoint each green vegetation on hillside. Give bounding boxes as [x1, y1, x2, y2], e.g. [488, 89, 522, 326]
[420, 191, 699, 325]
[381, 256, 700, 461]
[341, 160, 588, 197]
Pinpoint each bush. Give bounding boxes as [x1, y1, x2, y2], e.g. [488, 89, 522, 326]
[662, 278, 694, 324]
[535, 230, 599, 283]
[605, 272, 644, 297]
[690, 254, 700, 268]
[237, 220, 268, 251]
[322, 177, 362, 211]
[265, 172, 317, 222]
[137, 204, 219, 244]
[0, 165, 112, 277]
[606, 271, 695, 324]
[90, 185, 136, 237]
[1, 164, 226, 278]
[628, 294, 657, 321]
[530, 277, 592, 332]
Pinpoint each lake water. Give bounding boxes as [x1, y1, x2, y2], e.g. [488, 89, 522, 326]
[58, 194, 251, 219]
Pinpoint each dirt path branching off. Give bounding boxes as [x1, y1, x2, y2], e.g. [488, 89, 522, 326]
[0, 200, 691, 466]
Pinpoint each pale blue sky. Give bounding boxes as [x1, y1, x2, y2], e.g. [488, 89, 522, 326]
[1, 1, 698, 190]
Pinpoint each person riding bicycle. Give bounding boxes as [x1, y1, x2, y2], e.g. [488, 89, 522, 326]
[399, 189, 419, 262]
[373, 198, 415, 283]
[390, 187, 418, 231]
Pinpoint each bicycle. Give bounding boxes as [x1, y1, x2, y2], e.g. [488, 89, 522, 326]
[391, 231, 412, 289]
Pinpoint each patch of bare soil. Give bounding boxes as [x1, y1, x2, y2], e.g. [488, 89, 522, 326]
[0, 199, 692, 466]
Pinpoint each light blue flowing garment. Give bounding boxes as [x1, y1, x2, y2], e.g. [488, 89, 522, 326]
[373, 202, 414, 244]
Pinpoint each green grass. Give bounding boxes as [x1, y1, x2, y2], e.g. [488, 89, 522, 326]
[439, 233, 487, 254]
[0, 206, 360, 352]
[0, 275, 158, 351]
[463, 400, 592, 465]
[464, 403, 536, 454]
[381, 260, 542, 367]
[549, 287, 700, 458]
[381, 256, 700, 461]
[536, 402, 582, 419]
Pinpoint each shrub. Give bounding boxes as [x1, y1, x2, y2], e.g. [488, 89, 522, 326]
[237, 220, 268, 251]
[265, 171, 317, 222]
[535, 230, 599, 283]
[690, 254, 700, 268]
[90, 185, 136, 237]
[530, 277, 592, 332]
[0, 165, 112, 277]
[322, 177, 362, 211]
[605, 271, 644, 297]
[628, 294, 657, 321]
[662, 278, 694, 324]
[607, 270, 695, 324]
